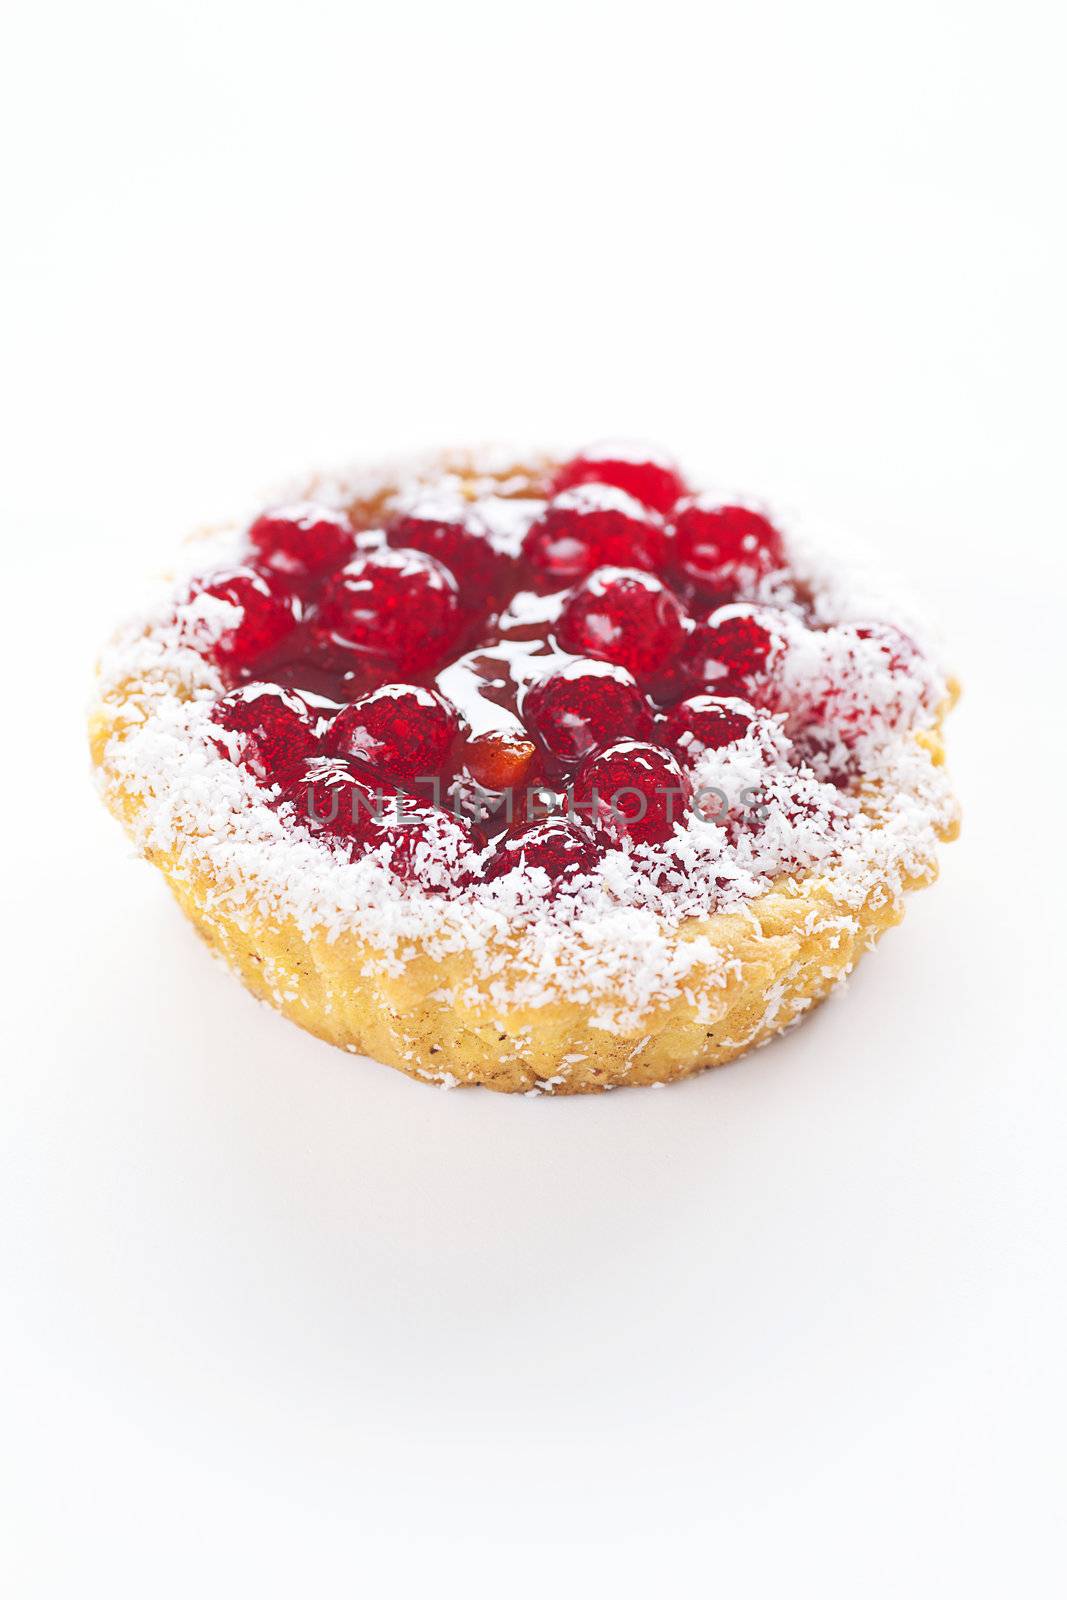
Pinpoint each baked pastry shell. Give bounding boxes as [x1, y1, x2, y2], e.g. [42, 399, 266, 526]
[89, 689, 957, 1095]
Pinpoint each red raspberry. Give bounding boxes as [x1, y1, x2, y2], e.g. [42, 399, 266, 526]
[325, 684, 458, 788]
[311, 548, 461, 674]
[482, 817, 600, 886]
[522, 659, 654, 767]
[671, 497, 785, 597]
[795, 622, 930, 763]
[387, 505, 501, 598]
[372, 805, 484, 891]
[682, 606, 786, 702]
[556, 567, 688, 680]
[187, 567, 298, 672]
[278, 757, 396, 848]
[787, 727, 858, 789]
[732, 774, 839, 862]
[574, 741, 692, 847]
[664, 695, 755, 765]
[552, 444, 687, 514]
[521, 486, 666, 582]
[849, 622, 922, 678]
[248, 502, 355, 586]
[209, 683, 318, 783]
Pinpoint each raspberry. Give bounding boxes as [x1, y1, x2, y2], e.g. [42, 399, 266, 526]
[788, 727, 858, 789]
[187, 567, 298, 672]
[671, 497, 785, 597]
[732, 773, 840, 863]
[522, 659, 654, 767]
[795, 622, 930, 765]
[556, 567, 688, 680]
[552, 444, 687, 515]
[311, 548, 461, 674]
[278, 757, 395, 848]
[521, 486, 665, 582]
[372, 805, 484, 891]
[209, 683, 318, 783]
[664, 695, 755, 765]
[325, 684, 458, 788]
[248, 502, 355, 586]
[387, 506, 501, 598]
[483, 817, 600, 886]
[573, 741, 692, 847]
[682, 606, 785, 702]
[849, 622, 922, 678]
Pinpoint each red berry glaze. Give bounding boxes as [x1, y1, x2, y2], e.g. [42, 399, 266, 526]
[325, 683, 458, 788]
[483, 817, 600, 886]
[671, 498, 785, 597]
[556, 567, 688, 680]
[552, 445, 687, 515]
[311, 548, 461, 674]
[523, 659, 654, 767]
[522, 486, 665, 583]
[387, 508, 501, 597]
[664, 695, 755, 765]
[574, 741, 692, 847]
[209, 683, 318, 782]
[248, 502, 355, 585]
[188, 567, 298, 672]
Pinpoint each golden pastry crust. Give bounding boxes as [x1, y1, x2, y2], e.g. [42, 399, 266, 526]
[90, 701, 957, 1095]
[89, 452, 959, 1094]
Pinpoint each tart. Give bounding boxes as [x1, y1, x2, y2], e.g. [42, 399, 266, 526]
[89, 443, 959, 1094]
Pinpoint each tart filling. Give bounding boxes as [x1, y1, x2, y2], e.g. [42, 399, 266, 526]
[92, 444, 958, 1045]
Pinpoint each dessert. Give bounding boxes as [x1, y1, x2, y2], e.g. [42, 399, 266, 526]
[89, 444, 959, 1093]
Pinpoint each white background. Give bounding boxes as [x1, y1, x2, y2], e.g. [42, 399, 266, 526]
[2, 1, 1065, 1594]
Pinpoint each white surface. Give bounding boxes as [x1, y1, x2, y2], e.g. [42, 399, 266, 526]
[2, 1, 1065, 1594]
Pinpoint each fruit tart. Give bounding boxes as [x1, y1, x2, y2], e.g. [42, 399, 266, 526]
[89, 443, 959, 1093]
